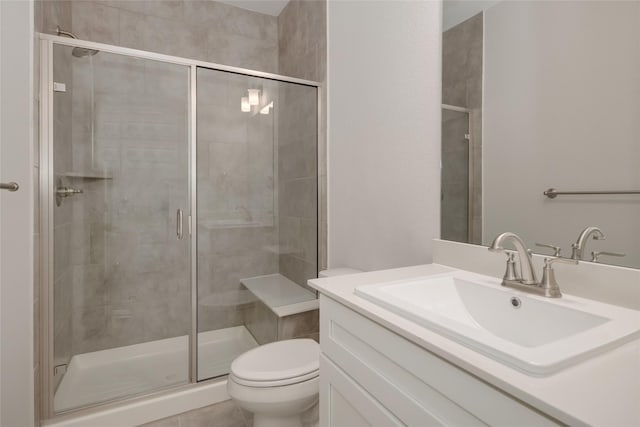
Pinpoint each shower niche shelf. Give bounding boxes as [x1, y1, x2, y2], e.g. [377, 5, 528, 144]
[59, 171, 113, 180]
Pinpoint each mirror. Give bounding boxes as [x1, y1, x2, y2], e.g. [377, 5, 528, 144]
[440, 0, 640, 269]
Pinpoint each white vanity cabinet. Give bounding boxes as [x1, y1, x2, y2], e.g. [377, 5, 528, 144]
[319, 296, 562, 427]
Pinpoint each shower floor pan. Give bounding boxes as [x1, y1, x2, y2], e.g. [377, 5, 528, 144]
[54, 325, 258, 413]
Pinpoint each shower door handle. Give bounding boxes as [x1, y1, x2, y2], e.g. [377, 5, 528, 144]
[177, 209, 184, 240]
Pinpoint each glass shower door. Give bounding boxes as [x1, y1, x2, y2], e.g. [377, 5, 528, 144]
[441, 108, 471, 243]
[50, 44, 191, 412]
[196, 67, 318, 381]
[196, 68, 277, 381]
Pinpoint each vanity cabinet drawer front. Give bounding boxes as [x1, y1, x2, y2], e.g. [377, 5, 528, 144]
[320, 296, 562, 427]
[321, 354, 403, 427]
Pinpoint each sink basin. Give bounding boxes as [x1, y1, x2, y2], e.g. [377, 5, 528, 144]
[355, 270, 640, 376]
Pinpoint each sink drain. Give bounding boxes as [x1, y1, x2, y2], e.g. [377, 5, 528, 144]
[510, 297, 522, 309]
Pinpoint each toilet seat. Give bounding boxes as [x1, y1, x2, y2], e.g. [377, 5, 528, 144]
[230, 369, 319, 387]
[230, 339, 319, 388]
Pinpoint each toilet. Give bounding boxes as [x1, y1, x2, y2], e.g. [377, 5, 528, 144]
[227, 268, 362, 427]
[227, 339, 320, 427]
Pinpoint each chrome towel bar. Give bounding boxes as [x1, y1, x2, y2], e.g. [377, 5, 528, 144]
[544, 188, 640, 199]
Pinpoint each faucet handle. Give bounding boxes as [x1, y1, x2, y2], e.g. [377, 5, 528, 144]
[535, 242, 562, 256]
[591, 251, 626, 263]
[503, 252, 519, 281]
[544, 257, 578, 267]
[539, 257, 578, 298]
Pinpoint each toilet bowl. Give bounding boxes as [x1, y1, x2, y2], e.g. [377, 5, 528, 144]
[227, 268, 362, 426]
[227, 339, 320, 427]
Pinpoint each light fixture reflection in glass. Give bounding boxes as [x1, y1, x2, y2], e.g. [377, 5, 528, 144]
[241, 97, 250, 112]
[248, 89, 261, 106]
[259, 101, 274, 115]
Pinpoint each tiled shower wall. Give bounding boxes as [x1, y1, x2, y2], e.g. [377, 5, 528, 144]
[37, 0, 326, 406]
[40, 0, 278, 73]
[39, 1, 282, 354]
[35, 0, 326, 421]
[197, 73, 279, 333]
[277, 83, 318, 290]
[68, 54, 191, 354]
[441, 109, 470, 242]
[245, 298, 319, 345]
[442, 12, 483, 245]
[278, 0, 327, 272]
[39, 0, 327, 336]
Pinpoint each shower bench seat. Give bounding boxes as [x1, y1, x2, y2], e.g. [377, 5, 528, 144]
[240, 273, 318, 317]
[239, 274, 320, 345]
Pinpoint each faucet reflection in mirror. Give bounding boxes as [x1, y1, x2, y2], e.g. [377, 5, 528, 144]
[441, 0, 640, 269]
[570, 226, 627, 264]
[570, 226, 605, 261]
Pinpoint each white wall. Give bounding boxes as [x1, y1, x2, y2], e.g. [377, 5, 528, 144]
[327, 0, 442, 271]
[442, 0, 499, 31]
[0, 0, 35, 425]
[483, 1, 640, 267]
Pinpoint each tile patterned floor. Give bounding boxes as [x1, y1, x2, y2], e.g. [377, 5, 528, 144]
[140, 399, 252, 427]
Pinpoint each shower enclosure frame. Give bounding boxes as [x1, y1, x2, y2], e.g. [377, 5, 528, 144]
[441, 103, 476, 243]
[38, 33, 321, 421]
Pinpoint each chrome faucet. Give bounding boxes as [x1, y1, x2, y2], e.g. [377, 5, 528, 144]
[489, 232, 577, 298]
[488, 232, 537, 285]
[571, 226, 605, 260]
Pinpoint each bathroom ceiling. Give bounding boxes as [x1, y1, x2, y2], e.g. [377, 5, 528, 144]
[216, 0, 290, 16]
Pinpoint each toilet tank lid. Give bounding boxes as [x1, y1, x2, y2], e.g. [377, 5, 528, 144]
[230, 339, 319, 382]
[318, 268, 363, 278]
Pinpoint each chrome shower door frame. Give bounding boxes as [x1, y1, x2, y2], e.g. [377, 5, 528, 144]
[38, 33, 321, 421]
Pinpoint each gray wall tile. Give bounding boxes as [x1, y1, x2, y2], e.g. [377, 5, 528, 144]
[277, 309, 318, 340]
[42, 0, 279, 72]
[43, 0, 72, 35]
[196, 70, 280, 336]
[442, 12, 483, 245]
[279, 254, 316, 293]
[39, 3, 325, 410]
[243, 299, 277, 345]
[278, 0, 326, 271]
[48, 43, 192, 355]
[71, 1, 120, 45]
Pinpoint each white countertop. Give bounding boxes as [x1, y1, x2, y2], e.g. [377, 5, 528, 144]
[308, 263, 640, 427]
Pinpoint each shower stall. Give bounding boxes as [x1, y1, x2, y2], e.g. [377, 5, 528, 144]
[440, 104, 480, 245]
[39, 34, 319, 419]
